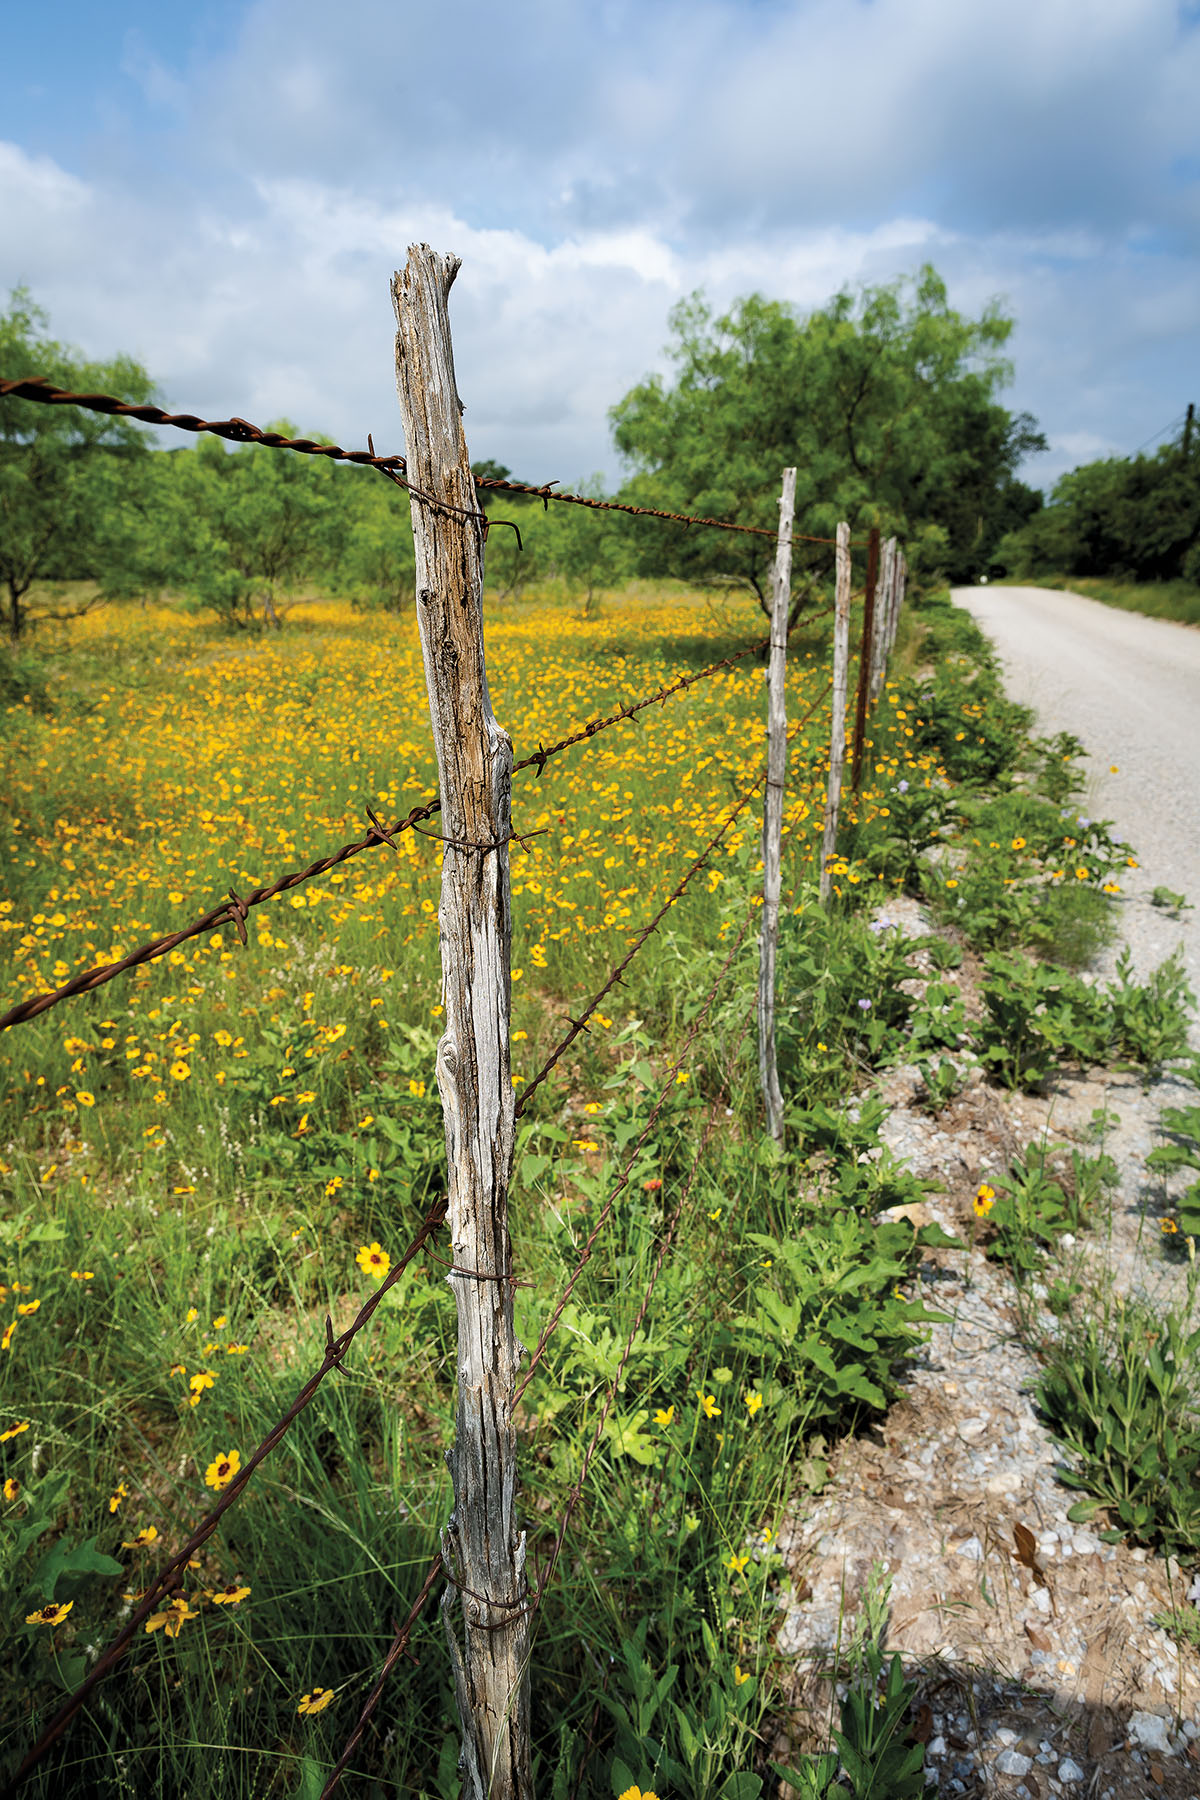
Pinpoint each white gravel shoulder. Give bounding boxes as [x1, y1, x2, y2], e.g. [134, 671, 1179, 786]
[953, 583, 1200, 1045]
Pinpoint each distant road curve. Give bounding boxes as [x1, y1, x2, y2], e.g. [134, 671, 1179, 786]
[951, 584, 1200, 1038]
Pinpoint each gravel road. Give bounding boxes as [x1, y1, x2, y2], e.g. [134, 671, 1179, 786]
[953, 583, 1200, 1043]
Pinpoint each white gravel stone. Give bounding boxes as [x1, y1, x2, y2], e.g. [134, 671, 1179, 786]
[995, 1748, 1033, 1776]
[1057, 1758, 1085, 1783]
[1128, 1710, 1174, 1754]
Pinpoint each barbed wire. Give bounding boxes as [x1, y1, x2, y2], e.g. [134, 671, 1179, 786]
[319, 1553, 445, 1800]
[516, 678, 832, 1117]
[8, 1196, 447, 1793]
[0, 375, 855, 548]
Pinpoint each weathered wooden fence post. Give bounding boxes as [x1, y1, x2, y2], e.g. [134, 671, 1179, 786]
[851, 524, 881, 792]
[392, 245, 532, 1800]
[819, 521, 853, 904]
[868, 535, 896, 704]
[758, 466, 795, 1144]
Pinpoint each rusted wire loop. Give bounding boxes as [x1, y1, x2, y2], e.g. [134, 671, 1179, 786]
[422, 1244, 533, 1288]
[440, 1567, 533, 1621]
[410, 821, 547, 857]
[224, 888, 249, 947]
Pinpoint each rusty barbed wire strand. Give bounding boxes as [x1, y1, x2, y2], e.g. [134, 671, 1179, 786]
[0, 797, 444, 1033]
[0, 375, 859, 548]
[513, 904, 755, 1402]
[319, 1553, 445, 1800]
[7, 1197, 447, 1794]
[0, 645, 805, 1036]
[515, 678, 832, 1118]
[511, 640, 767, 778]
[530, 999, 757, 1623]
[0, 376, 410, 473]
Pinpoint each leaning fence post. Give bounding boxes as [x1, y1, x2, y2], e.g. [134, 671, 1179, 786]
[758, 466, 795, 1144]
[391, 245, 531, 1800]
[819, 522, 853, 903]
[851, 524, 881, 792]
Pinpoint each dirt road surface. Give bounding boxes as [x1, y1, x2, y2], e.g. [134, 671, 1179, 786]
[952, 584, 1200, 1041]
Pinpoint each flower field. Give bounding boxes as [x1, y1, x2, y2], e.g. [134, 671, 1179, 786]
[0, 585, 980, 1798]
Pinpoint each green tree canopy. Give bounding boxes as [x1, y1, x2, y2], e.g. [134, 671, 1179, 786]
[0, 288, 156, 639]
[609, 265, 1045, 608]
[997, 425, 1200, 584]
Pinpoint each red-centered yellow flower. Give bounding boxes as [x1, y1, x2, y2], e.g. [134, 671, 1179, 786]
[1075, 867, 1090, 881]
[75, 1092, 95, 1108]
[4, 1476, 19, 1502]
[204, 1449, 241, 1490]
[1161, 1219, 1179, 1235]
[617, 1788, 660, 1800]
[206, 1582, 251, 1605]
[70, 1270, 94, 1281]
[698, 1392, 721, 1419]
[1010, 837, 1026, 850]
[974, 1183, 996, 1218]
[298, 1686, 335, 1715]
[2, 1321, 16, 1352]
[145, 1596, 198, 1638]
[212, 1314, 227, 1330]
[16, 1300, 40, 1317]
[0, 1420, 30, 1442]
[122, 1526, 159, 1549]
[355, 1242, 390, 1280]
[27, 1601, 73, 1626]
[109, 1482, 129, 1512]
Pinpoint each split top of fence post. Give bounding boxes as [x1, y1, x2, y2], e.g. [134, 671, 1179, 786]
[391, 244, 531, 1800]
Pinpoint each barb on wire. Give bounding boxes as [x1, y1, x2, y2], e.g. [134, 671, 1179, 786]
[530, 1001, 757, 1621]
[516, 678, 832, 1118]
[8, 1198, 447, 1794]
[319, 1554, 445, 1800]
[514, 906, 755, 1401]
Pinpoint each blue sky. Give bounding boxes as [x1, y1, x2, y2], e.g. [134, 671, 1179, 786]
[3, 0, 1198, 491]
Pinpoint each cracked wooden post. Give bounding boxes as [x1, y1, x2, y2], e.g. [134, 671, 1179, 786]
[392, 245, 531, 1800]
[819, 521, 853, 904]
[758, 466, 795, 1144]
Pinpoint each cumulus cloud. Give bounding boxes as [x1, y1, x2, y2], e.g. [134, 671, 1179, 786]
[1, 0, 1197, 489]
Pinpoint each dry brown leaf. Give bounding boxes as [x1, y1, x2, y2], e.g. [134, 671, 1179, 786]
[1024, 1621, 1052, 1651]
[880, 1203, 931, 1228]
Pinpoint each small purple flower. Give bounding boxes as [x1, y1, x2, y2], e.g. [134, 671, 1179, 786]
[857, 998, 872, 1012]
[897, 780, 909, 794]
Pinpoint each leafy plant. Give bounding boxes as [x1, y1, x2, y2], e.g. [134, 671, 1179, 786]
[774, 1567, 925, 1800]
[976, 953, 1107, 1091]
[1105, 947, 1195, 1079]
[1148, 1087, 1200, 1240]
[916, 1056, 962, 1114]
[1036, 1297, 1200, 1562]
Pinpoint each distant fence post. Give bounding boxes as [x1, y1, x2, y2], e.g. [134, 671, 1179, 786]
[868, 535, 896, 704]
[392, 245, 531, 1800]
[851, 524, 881, 792]
[758, 465, 795, 1144]
[819, 522, 853, 903]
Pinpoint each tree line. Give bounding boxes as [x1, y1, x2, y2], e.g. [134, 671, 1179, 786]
[992, 410, 1199, 587]
[2, 270, 1050, 642]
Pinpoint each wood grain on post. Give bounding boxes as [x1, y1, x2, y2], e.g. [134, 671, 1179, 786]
[758, 466, 795, 1144]
[851, 525, 880, 792]
[819, 522, 853, 904]
[392, 246, 532, 1800]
